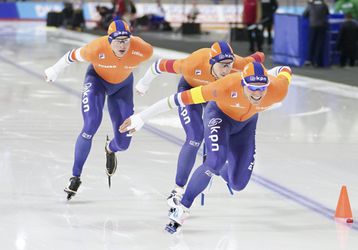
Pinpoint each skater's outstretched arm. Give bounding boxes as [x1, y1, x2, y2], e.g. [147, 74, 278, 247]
[119, 64, 291, 134]
[135, 58, 184, 95]
[120, 78, 225, 133]
[44, 48, 86, 82]
[135, 51, 265, 95]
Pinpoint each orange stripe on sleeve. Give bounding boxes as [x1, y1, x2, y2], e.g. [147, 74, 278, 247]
[180, 90, 194, 105]
[158, 59, 177, 73]
[158, 60, 166, 72]
[70, 49, 77, 61]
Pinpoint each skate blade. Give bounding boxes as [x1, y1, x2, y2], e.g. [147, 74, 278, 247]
[106, 170, 116, 177]
[165, 221, 180, 234]
[64, 189, 76, 200]
[106, 156, 117, 177]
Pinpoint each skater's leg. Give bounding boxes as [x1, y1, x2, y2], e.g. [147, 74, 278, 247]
[107, 74, 134, 152]
[180, 102, 230, 208]
[226, 114, 257, 191]
[72, 69, 106, 177]
[175, 104, 204, 187]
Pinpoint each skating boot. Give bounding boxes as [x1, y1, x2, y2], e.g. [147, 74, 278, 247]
[105, 135, 117, 188]
[167, 186, 184, 215]
[165, 205, 189, 234]
[167, 186, 184, 207]
[64, 176, 82, 200]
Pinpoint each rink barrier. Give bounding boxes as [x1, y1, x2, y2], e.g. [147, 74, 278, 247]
[0, 2, 243, 22]
[0, 3, 19, 19]
[273, 13, 344, 67]
[1, 2, 303, 24]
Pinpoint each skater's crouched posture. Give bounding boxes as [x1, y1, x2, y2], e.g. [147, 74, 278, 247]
[120, 62, 292, 233]
[44, 20, 153, 200]
[135, 40, 265, 209]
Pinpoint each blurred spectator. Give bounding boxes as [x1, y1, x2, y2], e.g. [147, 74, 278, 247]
[129, 0, 137, 29]
[152, 0, 165, 20]
[335, 0, 358, 19]
[261, 0, 278, 49]
[62, 2, 74, 28]
[149, 0, 171, 30]
[303, 0, 330, 67]
[96, 5, 114, 30]
[243, 0, 263, 52]
[336, 13, 358, 66]
[72, 8, 85, 31]
[60, 1, 84, 31]
[187, 1, 200, 23]
[114, 0, 131, 22]
[134, 0, 172, 31]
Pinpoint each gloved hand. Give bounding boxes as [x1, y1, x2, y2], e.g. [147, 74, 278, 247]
[44, 66, 59, 82]
[250, 51, 265, 63]
[135, 78, 150, 96]
[119, 114, 144, 134]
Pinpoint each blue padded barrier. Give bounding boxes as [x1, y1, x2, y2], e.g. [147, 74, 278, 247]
[273, 13, 344, 67]
[0, 3, 19, 19]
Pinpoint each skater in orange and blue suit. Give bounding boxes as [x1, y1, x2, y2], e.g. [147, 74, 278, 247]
[119, 62, 292, 233]
[44, 20, 153, 199]
[135, 41, 265, 206]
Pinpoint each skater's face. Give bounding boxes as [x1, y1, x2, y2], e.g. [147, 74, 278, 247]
[242, 81, 269, 105]
[212, 59, 234, 79]
[110, 36, 131, 58]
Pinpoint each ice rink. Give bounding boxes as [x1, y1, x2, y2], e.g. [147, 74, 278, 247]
[0, 22, 358, 250]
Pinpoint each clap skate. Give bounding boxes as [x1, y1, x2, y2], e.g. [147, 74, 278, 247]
[105, 135, 117, 188]
[165, 205, 189, 234]
[165, 220, 181, 234]
[64, 176, 82, 200]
